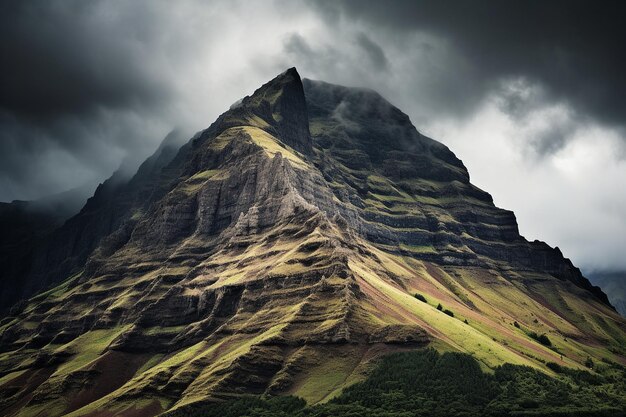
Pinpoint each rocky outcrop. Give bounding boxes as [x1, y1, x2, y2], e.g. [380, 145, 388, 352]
[201, 68, 312, 156]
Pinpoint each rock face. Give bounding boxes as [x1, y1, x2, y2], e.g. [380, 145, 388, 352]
[0, 68, 624, 417]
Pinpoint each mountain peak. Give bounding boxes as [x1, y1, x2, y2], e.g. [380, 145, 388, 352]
[212, 67, 312, 156]
[246, 67, 312, 155]
[278, 66, 300, 78]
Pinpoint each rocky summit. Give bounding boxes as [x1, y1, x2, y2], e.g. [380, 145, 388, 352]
[0, 68, 624, 417]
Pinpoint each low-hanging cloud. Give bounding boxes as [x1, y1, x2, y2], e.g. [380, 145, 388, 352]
[355, 33, 389, 72]
[312, 0, 626, 138]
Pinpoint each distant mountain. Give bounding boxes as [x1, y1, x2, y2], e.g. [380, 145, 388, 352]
[589, 271, 626, 316]
[1, 181, 95, 241]
[0, 68, 623, 417]
[0, 182, 94, 311]
[0, 129, 188, 313]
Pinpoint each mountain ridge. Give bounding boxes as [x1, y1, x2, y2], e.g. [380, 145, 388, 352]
[0, 68, 623, 417]
[0, 129, 189, 313]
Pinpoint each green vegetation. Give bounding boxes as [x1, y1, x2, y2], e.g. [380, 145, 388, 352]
[52, 326, 129, 377]
[166, 396, 306, 417]
[546, 361, 563, 373]
[398, 243, 437, 254]
[528, 331, 552, 347]
[413, 293, 427, 303]
[244, 126, 309, 170]
[165, 349, 626, 417]
[187, 169, 220, 182]
[434, 302, 454, 317]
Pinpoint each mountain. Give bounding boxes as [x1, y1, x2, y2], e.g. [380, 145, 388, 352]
[0, 129, 188, 313]
[588, 271, 626, 317]
[0, 68, 624, 417]
[0, 182, 95, 311]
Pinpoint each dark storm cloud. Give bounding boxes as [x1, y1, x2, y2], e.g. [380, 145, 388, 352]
[0, 1, 170, 119]
[0, 1, 177, 201]
[312, 0, 626, 150]
[355, 33, 388, 71]
[283, 31, 389, 75]
[490, 79, 583, 157]
[531, 121, 578, 156]
[284, 34, 317, 63]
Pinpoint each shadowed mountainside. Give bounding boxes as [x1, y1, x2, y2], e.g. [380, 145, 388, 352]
[0, 183, 95, 311]
[589, 271, 626, 317]
[0, 68, 624, 417]
[0, 129, 188, 313]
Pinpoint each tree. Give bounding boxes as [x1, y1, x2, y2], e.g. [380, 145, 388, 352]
[546, 362, 563, 373]
[414, 293, 427, 303]
[528, 331, 552, 347]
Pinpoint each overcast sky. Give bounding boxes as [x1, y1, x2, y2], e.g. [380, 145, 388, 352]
[1, 0, 625, 274]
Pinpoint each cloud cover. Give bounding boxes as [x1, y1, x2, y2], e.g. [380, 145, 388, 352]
[0, 0, 624, 273]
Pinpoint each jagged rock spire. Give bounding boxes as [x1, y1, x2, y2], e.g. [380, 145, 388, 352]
[239, 67, 312, 155]
[270, 68, 313, 155]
